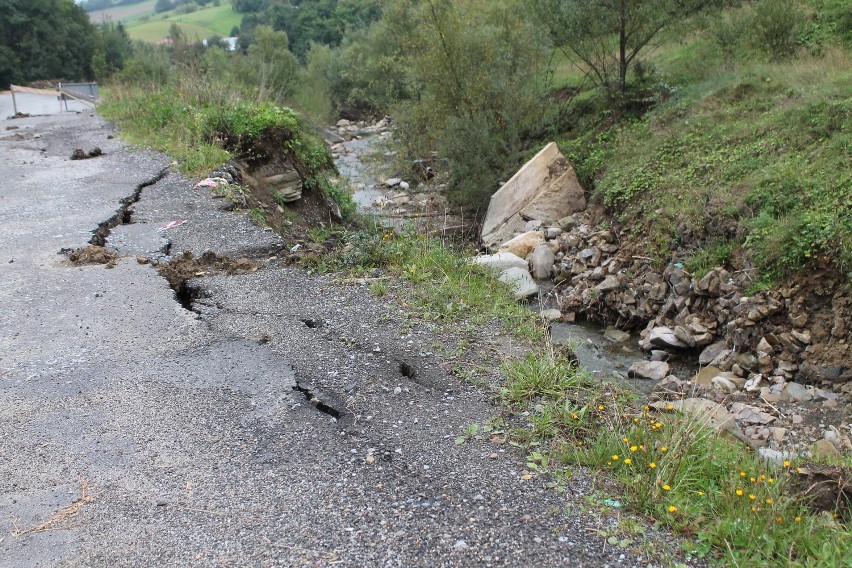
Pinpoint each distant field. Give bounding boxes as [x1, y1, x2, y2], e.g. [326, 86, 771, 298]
[120, 4, 241, 42]
[167, 4, 241, 36]
[88, 0, 157, 24]
[128, 21, 214, 42]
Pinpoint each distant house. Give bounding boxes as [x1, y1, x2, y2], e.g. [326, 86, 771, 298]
[202, 37, 238, 51]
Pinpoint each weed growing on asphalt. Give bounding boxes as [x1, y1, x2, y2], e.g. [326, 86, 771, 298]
[316, 222, 545, 343]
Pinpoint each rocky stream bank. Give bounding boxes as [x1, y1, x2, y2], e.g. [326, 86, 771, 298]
[320, 117, 851, 464]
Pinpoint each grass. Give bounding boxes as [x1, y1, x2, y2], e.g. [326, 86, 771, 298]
[167, 4, 241, 36]
[558, 44, 852, 279]
[88, 0, 157, 24]
[118, 4, 242, 43]
[498, 351, 852, 566]
[128, 21, 215, 43]
[100, 76, 355, 218]
[301, 223, 546, 343]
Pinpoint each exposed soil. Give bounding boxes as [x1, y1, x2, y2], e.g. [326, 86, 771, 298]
[154, 250, 261, 291]
[66, 245, 118, 268]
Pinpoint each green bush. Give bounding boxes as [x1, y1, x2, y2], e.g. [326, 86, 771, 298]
[752, 0, 804, 60]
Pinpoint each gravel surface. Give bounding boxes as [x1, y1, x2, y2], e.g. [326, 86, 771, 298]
[0, 112, 700, 567]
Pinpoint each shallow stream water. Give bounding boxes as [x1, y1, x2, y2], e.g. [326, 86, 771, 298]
[332, 131, 695, 395]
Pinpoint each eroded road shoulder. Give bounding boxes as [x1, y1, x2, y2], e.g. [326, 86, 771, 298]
[1, 113, 692, 567]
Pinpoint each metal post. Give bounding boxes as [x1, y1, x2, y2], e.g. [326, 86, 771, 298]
[11, 88, 17, 115]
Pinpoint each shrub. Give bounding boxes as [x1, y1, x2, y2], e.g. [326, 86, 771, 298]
[752, 0, 804, 60]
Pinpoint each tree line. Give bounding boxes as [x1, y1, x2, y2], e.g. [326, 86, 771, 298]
[0, 0, 132, 89]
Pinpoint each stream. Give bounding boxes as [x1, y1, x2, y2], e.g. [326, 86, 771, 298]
[330, 125, 696, 395]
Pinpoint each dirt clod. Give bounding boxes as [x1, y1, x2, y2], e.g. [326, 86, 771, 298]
[68, 245, 118, 268]
[70, 147, 103, 160]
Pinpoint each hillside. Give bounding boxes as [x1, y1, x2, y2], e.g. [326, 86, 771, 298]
[89, 1, 240, 42]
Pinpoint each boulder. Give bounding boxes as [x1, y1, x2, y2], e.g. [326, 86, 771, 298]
[472, 252, 528, 272]
[498, 231, 545, 259]
[595, 275, 621, 293]
[481, 142, 586, 248]
[691, 366, 721, 387]
[650, 398, 736, 431]
[539, 309, 562, 322]
[729, 402, 776, 425]
[498, 267, 539, 300]
[782, 382, 814, 403]
[261, 170, 302, 202]
[603, 327, 631, 343]
[647, 326, 688, 349]
[699, 341, 728, 366]
[529, 244, 555, 280]
[627, 361, 670, 380]
[711, 375, 739, 393]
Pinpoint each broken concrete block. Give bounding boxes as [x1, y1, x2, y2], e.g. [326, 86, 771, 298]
[481, 142, 586, 249]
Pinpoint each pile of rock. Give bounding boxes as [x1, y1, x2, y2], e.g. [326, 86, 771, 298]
[476, 141, 852, 460]
[334, 117, 392, 141]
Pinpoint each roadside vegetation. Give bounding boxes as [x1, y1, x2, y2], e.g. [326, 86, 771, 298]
[75, 0, 852, 563]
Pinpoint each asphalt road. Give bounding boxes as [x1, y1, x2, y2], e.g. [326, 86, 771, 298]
[0, 92, 90, 118]
[0, 112, 693, 567]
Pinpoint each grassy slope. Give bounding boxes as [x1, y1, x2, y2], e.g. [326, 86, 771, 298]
[88, 0, 157, 24]
[556, 8, 851, 283]
[92, 2, 241, 42]
[129, 21, 215, 42]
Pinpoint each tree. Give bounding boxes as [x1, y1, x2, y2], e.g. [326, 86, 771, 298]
[534, 0, 720, 99]
[0, 0, 100, 88]
[98, 21, 133, 75]
[243, 26, 300, 100]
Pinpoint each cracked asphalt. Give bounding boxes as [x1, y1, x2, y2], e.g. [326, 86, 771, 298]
[0, 112, 694, 567]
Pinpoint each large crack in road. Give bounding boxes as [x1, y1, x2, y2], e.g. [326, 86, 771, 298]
[0, 112, 698, 567]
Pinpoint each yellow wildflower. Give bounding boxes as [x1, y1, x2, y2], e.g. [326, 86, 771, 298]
[668, 505, 677, 513]
[612, 455, 619, 461]
[795, 517, 801, 522]
[649, 463, 657, 469]
[749, 494, 756, 500]
[736, 489, 744, 496]
[624, 458, 632, 465]
[783, 460, 791, 468]
[630, 446, 638, 452]
[765, 498, 773, 505]
[663, 484, 671, 491]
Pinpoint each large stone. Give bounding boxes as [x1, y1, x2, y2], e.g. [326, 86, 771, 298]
[691, 366, 721, 387]
[498, 231, 545, 259]
[603, 327, 631, 343]
[647, 326, 688, 349]
[261, 169, 302, 202]
[812, 439, 840, 459]
[729, 402, 776, 425]
[472, 252, 528, 272]
[650, 398, 736, 431]
[596, 275, 621, 293]
[782, 382, 814, 403]
[481, 142, 586, 248]
[498, 267, 539, 300]
[529, 244, 555, 280]
[699, 341, 728, 366]
[627, 361, 670, 380]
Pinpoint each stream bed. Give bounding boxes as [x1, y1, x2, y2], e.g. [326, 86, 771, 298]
[330, 125, 696, 395]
